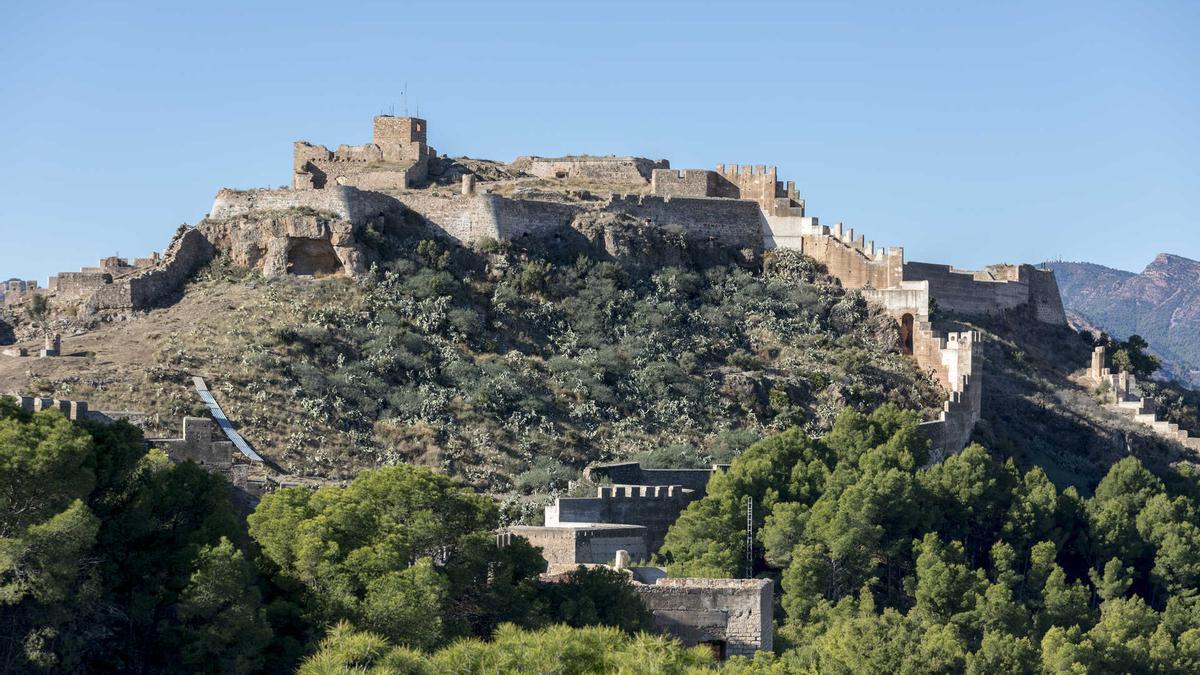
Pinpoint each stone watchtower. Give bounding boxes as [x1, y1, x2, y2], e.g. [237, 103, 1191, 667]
[373, 116, 427, 163]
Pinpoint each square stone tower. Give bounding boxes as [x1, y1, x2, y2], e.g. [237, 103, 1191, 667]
[373, 116, 428, 163]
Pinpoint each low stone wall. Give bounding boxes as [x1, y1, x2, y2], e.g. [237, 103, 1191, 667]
[6, 395, 90, 420]
[506, 524, 649, 571]
[633, 578, 773, 658]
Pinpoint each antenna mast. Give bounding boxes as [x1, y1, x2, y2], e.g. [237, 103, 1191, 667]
[745, 496, 754, 578]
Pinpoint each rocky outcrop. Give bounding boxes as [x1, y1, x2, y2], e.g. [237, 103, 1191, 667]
[199, 209, 375, 278]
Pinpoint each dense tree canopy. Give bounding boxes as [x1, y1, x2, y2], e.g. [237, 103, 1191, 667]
[661, 406, 1200, 672]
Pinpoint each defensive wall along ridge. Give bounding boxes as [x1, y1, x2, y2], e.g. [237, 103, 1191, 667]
[6, 114, 1071, 464]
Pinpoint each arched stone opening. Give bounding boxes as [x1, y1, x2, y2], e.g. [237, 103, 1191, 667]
[900, 313, 915, 355]
[287, 238, 344, 277]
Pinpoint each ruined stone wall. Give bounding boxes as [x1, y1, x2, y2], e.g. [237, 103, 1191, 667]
[515, 156, 669, 183]
[506, 524, 649, 570]
[602, 195, 764, 250]
[209, 186, 402, 225]
[546, 485, 700, 554]
[122, 228, 215, 308]
[6, 395, 89, 420]
[147, 417, 233, 468]
[650, 169, 726, 198]
[49, 271, 113, 300]
[583, 462, 723, 496]
[633, 578, 773, 657]
[904, 262, 1066, 325]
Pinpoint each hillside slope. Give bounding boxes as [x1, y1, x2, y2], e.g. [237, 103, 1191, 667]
[941, 306, 1200, 492]
[1047, 255, 1200, 387]
[0, 218, 944, 491]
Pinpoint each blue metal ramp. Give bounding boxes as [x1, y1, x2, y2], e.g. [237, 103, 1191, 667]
[192, 376, 264, 462]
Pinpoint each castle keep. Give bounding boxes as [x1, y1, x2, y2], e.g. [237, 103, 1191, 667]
[293, 116, 435, 190]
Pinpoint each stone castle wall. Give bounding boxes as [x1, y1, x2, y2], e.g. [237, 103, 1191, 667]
[602, 195, 765, 250]
[651, 164, 804, 217]
[904, 262, 1066, 325]
[916, 331, 984, 463]
[506, 524, 649, 571]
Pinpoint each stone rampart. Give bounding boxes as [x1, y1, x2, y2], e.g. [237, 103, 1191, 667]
[633, 578, 773, 658]
[651, 164, 804, 218]
[916, 331, 984, 463]
[904, 262, 1066, 325]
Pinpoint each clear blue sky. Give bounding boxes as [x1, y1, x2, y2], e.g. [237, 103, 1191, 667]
[1, 0, 1196, 281]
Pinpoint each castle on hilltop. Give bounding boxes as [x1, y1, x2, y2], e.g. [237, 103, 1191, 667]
[8, 114, 1068, 462]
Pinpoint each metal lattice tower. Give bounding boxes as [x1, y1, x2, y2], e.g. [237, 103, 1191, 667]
[746, 496, 754, 578]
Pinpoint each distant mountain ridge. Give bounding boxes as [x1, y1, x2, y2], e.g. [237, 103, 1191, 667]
[1046, 254, 1200, 388]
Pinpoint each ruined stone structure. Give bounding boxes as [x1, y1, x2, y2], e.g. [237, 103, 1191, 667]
[40, 333, 60, 358]
[513, 155, 669, 183]
[1088, 346, 1200, 450]
[632, 578, 773, 659]
[293, 116, 435, 191]
[19, 115, 1069, 467]
[5, 394, 92, 421]
[652, 164, 806, 217]
[147, 417, 234, 469]
[2, 278, 44, 307]
[13, 227, 214, 316]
